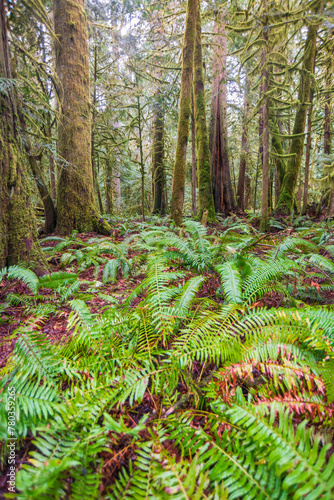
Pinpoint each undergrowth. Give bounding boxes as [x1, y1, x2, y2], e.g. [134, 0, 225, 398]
[0, 216, 334, 499]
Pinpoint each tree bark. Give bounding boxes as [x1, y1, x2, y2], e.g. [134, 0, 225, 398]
[152, 93, 166, 215]
[105, 154, 113, 214]
[191, 89, 197, 216]
[259, 11, 270, 232]
[193, 0, 215, 222]
[53, 0, 110, 234]
[276, 19, 319, 214]
[302, 89, 314, 214]
[210, 12, 235, 215]
[170, 0, 197, 226]
[91, 44, 103, 215]
[0, 0, 47, 272]
[325, 34, 334, 216]
[237, 73, 250, 211]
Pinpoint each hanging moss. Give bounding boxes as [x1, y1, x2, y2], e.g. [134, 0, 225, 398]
[54, 0, 110, 235]
[0, 3, 48, 273]
[275, 21, 318, 214]
[193, 0, 215, 223]
[170, 0, 197, 226]
[152, 98, 166, 215]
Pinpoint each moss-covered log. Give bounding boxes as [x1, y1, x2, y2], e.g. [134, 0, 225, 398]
[193, 0, 215, 222]
[0, 0, 48, 272]
[53, 0, 110, 234]
[275, 19, 318, 214]
[170, 0, 197, 226]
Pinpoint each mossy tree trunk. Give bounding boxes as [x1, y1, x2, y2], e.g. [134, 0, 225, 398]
[0, 0, 47, 272]
[105, 154, 113, 214]
[302, 88, 314, 214]
[237, 73, 250, 211]
[91, 44, 103, 215]
[325, 34, 334, 215]
[210, 13, 234, 215]
[193, 0, 215, 222]
[151, 12, 166, 216]
[191, 89, 197, 216]
[271, 116, 286, 199]
[53, 0, 110, 234]
[136, 90, 145, 221]
[259, 12, 270, 233]
[170, 0, 197, 226]
[275, 19, 319, 214]
[152, 92, 166, 215]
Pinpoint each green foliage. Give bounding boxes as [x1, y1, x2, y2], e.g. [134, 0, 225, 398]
[1, 219, 334, 499]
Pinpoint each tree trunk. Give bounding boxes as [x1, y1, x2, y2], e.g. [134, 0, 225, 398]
[27, 153, 57, 234]
[259, 12, 270, 233]
[15, 93, 57, 234]
[152, 94, 166, 215]
[325, 36, 334, 216]
[170, 0, 197, 226]
[91, 44, 104, 215]
[210, 13, 235, 215]
[271, 116, 286, 200]
[193, 0, 215, 222]
[105, 154, 113, 214]
[191, 89, 197, 216]
[0, 0, 47, 272]
[136, 91, 145, 221]
[302, 89, 314, 214]
[276, 19, 319, 214]
[237, 73, 250, 211]
[53, 0, 110, 234]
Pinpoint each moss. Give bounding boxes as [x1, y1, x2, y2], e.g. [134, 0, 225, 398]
[170, 0, 197, 226]
[0, 7, 48, 272]
[54, 0, 110, 235]
[193, 0, 215, 223]
[275, 21, 318, 215]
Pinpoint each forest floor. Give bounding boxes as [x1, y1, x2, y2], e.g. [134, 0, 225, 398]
[1, 214, 334, 499]
[1, 215, 333, 368]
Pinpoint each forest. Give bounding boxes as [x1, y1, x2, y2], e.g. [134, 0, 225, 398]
[0, 0, 334, 498]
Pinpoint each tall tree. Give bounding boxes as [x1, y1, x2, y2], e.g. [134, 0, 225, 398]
[237, 72, 250, 211]
[193, 0, 215, 222]
[151, 12, 167, 216]
[275, 12, 320, 214]
[301, 87, 314, 214]
[259, 3, 270, 232]
[0, 0, 47, 271]
[324, 31, 334, 215]
[152, 96, 166, 215]
[53, 0, 110, 234]
[170, 0, 197, 226]
[210, 12, 235, 214]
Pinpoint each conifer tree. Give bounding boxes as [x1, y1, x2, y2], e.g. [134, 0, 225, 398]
[210, 11, 234, 215]
[152, 12, 166, 216]
[275, 12, 320, 214]
[237, 73, 250, 211]
[0, 0, 47, 272]
[259, 2, 270, 232]
[170, 0, 197, 226]
[193, 0, 215, 222]
[53, 0, 110, 234]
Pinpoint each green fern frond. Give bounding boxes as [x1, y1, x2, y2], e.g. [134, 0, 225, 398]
[216, 262, 243, 303]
